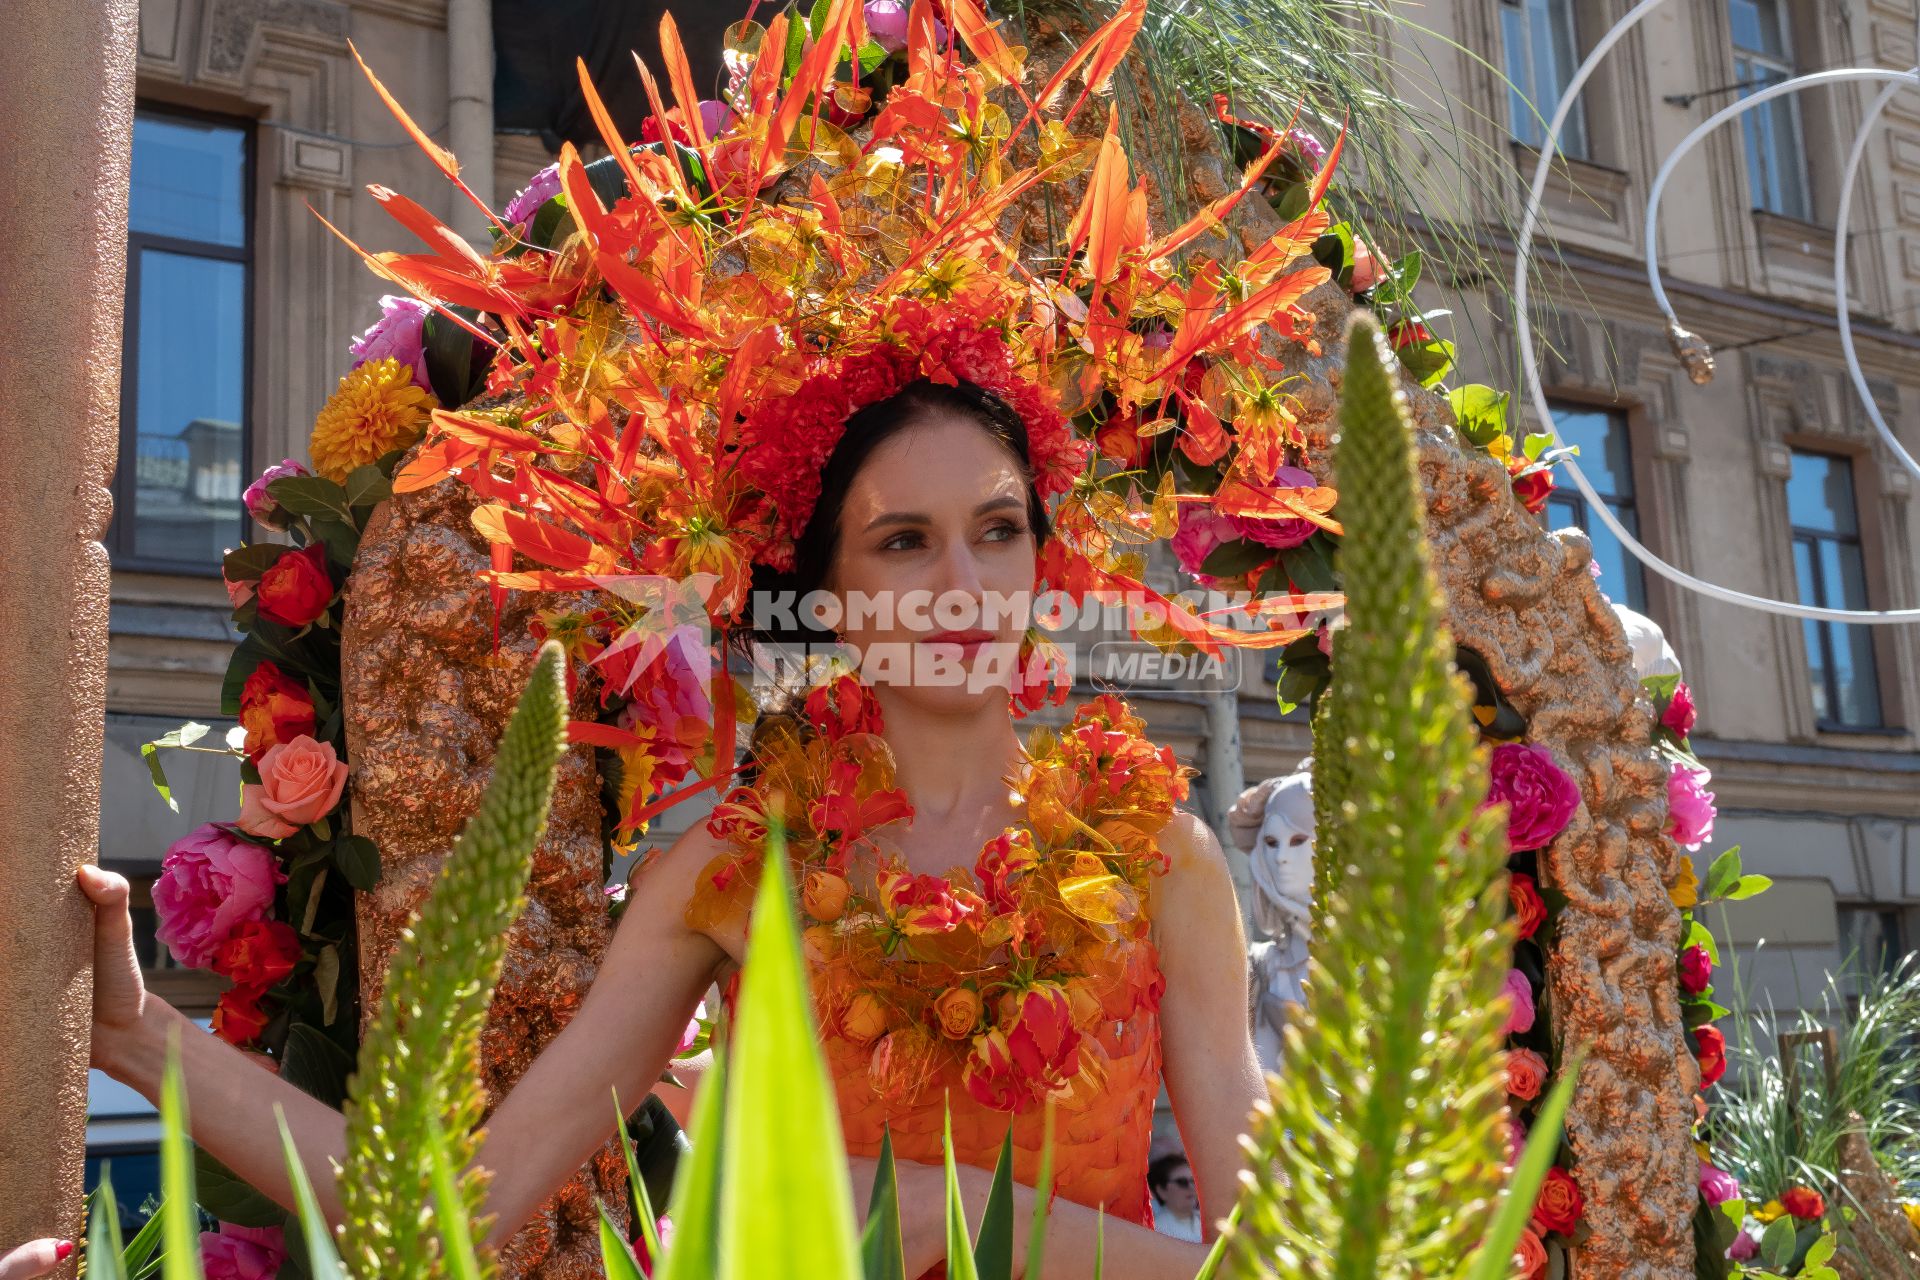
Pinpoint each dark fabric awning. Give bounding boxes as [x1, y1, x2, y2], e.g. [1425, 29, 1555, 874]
[493, 1, 757, 153]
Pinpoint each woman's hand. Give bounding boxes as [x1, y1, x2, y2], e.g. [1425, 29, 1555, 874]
[0, 1239, 73, 1280]
[76, 864, 152, 1066]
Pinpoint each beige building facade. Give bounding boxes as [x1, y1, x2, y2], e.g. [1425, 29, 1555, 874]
[93, 0, 1918, 1197]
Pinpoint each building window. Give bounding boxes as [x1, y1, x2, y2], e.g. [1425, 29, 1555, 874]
[1501, 0, 1590, 160]
[1543, 405, 1647, 614]
[1728, 0, 1812, 221]
[1786, 450, 1882, 729]
[114, 107, 252, 573]
[1836, 905, 1908, 997]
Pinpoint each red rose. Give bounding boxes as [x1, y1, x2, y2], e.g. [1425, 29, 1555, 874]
[1003, 984, 1082, 1092]
[1510, 872, 1548, 941]
[1781, 1186, 1826, 1221]
[212, 920, 302, 991]
[255, 544, 334, 627]
[1389, 321, 1433, 350]
[212, 985, 272, 1047]
[1662, 681, 1698, 737]
[1694, 1024, 1727, 1088]
[1678, 944, 1713, 996]
[1530, 1165, 1585, 1236]
[238, 661, 316, 763]
[1510, 464, 1555, 515]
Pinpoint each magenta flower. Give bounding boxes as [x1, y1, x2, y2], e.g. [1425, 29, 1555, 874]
[1501, 968, 1536, 1035]
[612, 623, 716, 784]
[1667, 763, 1717, 851]
[865, 0, 910, 51]
[1226, 465, 1322, 550]
[503, 161, 563, 227]
[1484, 742, 1582, 853]
[348, 294, 431, 390]
[1726, 1229, 1759, 1262]
[1679, 944, 1713, 995]
[201, 1223, 286, 1280]
[1171, 501, 1241, 580]
[698, 99, 736, 137]
[1698, 1160, 1740, 1208]
[153, 825, 286, 970]
[1663, 680, 1698, 737]
[242, 458, 309, 530]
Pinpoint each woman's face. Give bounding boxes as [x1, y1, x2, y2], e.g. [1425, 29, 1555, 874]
[1158, 1162, 1197, 1215]
[822, 410, 1038, 715]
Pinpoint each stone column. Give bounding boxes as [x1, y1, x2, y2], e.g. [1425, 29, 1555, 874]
[0, 0, 139, 1261]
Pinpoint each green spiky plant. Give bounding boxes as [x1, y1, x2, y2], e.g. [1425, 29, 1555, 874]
[334, 638, 572, 1278]
[1226, 315, 1526, 1280]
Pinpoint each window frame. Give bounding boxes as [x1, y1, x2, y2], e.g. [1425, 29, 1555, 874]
[1500, 0, 1591, 161]
[1540, 399, 1651, 617]
[112, 102, 256, 577]
[1727, 0, 1813, 221]
[1784, 447, 1885, 732]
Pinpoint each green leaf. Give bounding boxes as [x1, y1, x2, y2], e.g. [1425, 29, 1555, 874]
[1199, 537, 1275, 577]
[860, 1129, 906, 1280]
[973, 1128, 1016, 1280]
[855, 38, 890, 73]
[1685, 918, 1721, 965]
[275, 1107, 347, 1280]
[280, 1023, 352, 1108]
[1023, 1104, 1054, 1280]
[193, 1148, 285, 1226]
[1803, 1230, 1837, 1268]
[120, 1190, 168, 1278]
[1726, 874, 1772, 901]
[268, 476, 356, 527]
[141, 744, 179, 813]
[1445, 383, 1511, 447]
[157, 1043, 204, 1280]
[426, 1112, 485, 1280]
[717, 830, 862, 1280]
[315, 944, 341, 1027]
[1394, 335, 1457, 388]
[88, 1168, 130, 1280]
[1312, 223, 1356, 288]
[807, 0, 831, 38]
[1277, 535, 1338, 593]
[1192, 1204, 1239, 1280]
[614, 1088, 663, 1264]
[600, 1200, 647, 1280]
[783, 6, 807, 76]
[656, 1045, 727, 1280]
[1463, 1056, 1583, 1280]
[1092, 1208, 1104, 1280]
[942, 1105, 980, 1280]
[422, 306, 483, 409]
[1759, 1215, 1797, 1269]
[222, 544, 288, 582]
[526, 196, 571, 252]
[1705, 846, 1745, 901]
[331, 835, 382, 891]
[342, 464, 393, 512]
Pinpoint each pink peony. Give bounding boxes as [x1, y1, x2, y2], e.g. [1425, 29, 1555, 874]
[238, 736, 349, 840]
[1679, 944, 1713, 995]
[866, 0, 910, 51]
[1726, 1229, 1759, 1262]
[242, 458, 309, 530]
[1484, 742, 1582, 853]
[504, 162, 563, 227]
[698, 99, 736, 138]
[1667, 764, 1716, 851]
[200, 1223, 286, 1280]
[1171, 502, 1241, 580]
[1501, 968, 1537, 1036]
[348, 294, 431, 389]
[1226, 465, 1322, 550]
[1698, 1160, 1740, 1208]
[153, 825, 286, 969]
[1662, 680, 1697, 737]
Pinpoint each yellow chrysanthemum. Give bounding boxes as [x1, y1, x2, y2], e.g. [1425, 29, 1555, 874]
[309, 357, 435, 482]
[1754, 1199, 1787, 1224]
[1904, 1201, 1920, 1234]
[1671, 858, 1700, 910]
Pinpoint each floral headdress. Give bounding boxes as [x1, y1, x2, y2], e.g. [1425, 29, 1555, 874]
[331, 0, 1347, 833]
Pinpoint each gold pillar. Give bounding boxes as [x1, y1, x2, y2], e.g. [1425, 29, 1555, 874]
[0, 0, 139, 1259]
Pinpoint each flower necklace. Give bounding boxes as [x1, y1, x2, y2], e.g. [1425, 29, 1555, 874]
[686, 674, 1191, 1113]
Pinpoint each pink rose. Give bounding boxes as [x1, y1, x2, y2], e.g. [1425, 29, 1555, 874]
[200, 1223, 286, 1280]
[238, 736, 349, 839]
[1679, 944, 1713, 995]
[242, 458, 309, 531]
[1698, 1160, 1740, 1208]
[223, 569, 255, 610]
[1666, 764, 1716, 851]
[866, 0, 910, 51]
[698, 99, 736, 137]
[1171, 501, 1240, 581]
[1501, 968, 1537, 1036]
[1350, 238, 1384, 294]
[348, 294, 431, 389]
[1662, 681, 1697, 737]
[1226, 465, 1321, 550]
[1726, 1229, 1758, 1262]
[153, 825, 286, 969]
[1484, 743, 1582, 853]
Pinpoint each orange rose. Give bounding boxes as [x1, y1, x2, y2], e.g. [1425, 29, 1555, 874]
[238, 736, 348, 840]
[212, 920, 302, 991]
[1506, 1048, 1548, 1102]
[1530, 1166, 1585, 1236]
[1781, 1186, 1825, 1221]
[213, 985, 271, 1047]
[1513, 1226, 1548, 1280]
[933, 987, 982, 1040]
[255, 544, 334, 627]
[1509, 872, 1548, 941]
[801, 870, 850, 922]
[840, 990, 889, 1045]
[238, 662, 315, 763]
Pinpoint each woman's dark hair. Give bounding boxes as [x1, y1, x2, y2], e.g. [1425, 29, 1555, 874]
[1147, 1153, 1191, 1196]
[743, 377, 1052, 649]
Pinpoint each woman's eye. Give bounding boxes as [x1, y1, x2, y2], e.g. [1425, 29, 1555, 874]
[981, 520, 1026, 544]
[879, 531, 926, 552]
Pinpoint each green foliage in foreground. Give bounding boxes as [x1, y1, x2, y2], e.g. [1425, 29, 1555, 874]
[103, 343, 1580, 1277]
[1227, 316, 1523, 1280]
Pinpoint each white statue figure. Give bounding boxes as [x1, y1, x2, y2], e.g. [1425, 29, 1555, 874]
[1227, 762, 1316, 1077]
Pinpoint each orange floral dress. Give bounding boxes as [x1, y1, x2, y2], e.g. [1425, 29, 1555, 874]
[685, 675, 1191, 1235]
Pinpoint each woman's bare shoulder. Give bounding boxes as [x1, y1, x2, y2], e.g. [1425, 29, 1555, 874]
[622, 819, 745, 959]
[1159, 808, 1231, 878]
